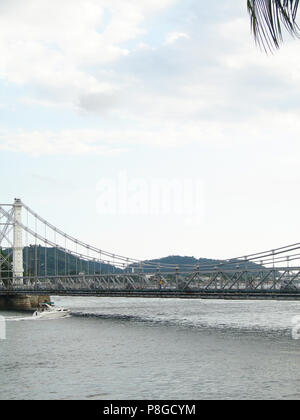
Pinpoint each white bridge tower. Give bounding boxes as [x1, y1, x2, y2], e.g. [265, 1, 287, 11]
[13, 198, 23, 283]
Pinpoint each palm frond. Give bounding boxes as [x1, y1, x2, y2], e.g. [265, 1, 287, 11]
[247, 0, 300, 51]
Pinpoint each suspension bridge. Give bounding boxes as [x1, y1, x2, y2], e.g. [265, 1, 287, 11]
[1, 198, 300, 302]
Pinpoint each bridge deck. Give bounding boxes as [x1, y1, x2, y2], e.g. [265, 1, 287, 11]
[1, 288, 300, 300]
[2, 266, 300, 300]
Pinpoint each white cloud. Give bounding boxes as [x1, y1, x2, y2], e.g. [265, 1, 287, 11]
[1, 108, 300, 156]
[0, 0, 175, 107]
[164, 32, 190, 45]
[0, 129, 127, 156]
[1, 1, 300, 158]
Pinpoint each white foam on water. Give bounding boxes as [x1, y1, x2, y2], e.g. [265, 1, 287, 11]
[5, 314, 71, 322]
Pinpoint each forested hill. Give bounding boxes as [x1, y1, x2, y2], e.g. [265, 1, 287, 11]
[3, 246, 122, 275]
[133, 255, 263, 272]
[2, 247, 263, 276]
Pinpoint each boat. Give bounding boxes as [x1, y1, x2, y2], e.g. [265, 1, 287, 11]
[32, 302, 70, 319]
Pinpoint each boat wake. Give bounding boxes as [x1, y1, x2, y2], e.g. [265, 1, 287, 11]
[70, 310, 292, 338]
[6, 316, 38, 322]
[6, 314, 72, 322]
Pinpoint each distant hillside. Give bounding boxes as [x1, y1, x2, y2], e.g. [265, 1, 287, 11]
[2, 247, 263, 276]
[130, 255, 264, 272]
[3, 246, 122, 276]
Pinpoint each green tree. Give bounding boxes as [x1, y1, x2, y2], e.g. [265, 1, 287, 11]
[247, 0, 300, 50]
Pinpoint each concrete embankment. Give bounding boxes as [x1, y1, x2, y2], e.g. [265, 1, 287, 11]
[0, 295, 50, 311]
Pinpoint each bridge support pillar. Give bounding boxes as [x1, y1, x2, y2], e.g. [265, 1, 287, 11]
[13, 198, 23, 284]
[0, 295, 50, 311]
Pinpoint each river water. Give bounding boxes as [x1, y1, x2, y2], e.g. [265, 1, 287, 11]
[1, 297, 300, 400]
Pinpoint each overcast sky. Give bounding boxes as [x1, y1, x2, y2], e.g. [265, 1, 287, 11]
[1, 0, 300, 261]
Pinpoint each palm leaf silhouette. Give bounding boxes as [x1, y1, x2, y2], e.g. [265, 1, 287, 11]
[247, 0, 300, 50]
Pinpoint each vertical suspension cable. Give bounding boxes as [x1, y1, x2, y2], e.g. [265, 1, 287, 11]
[30, 245, 32, 277]
[99, 251, 102, 275]
[34, 216, 37, 277]
[26, 208, 29, 276]
[64, 235, 67, 276]
[54, 230, 57, 276]
[38, 244, 41, 276]
[272, 250, 275, 288]
[44, 223, 47, 277]
[75, 241, 78, 275]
